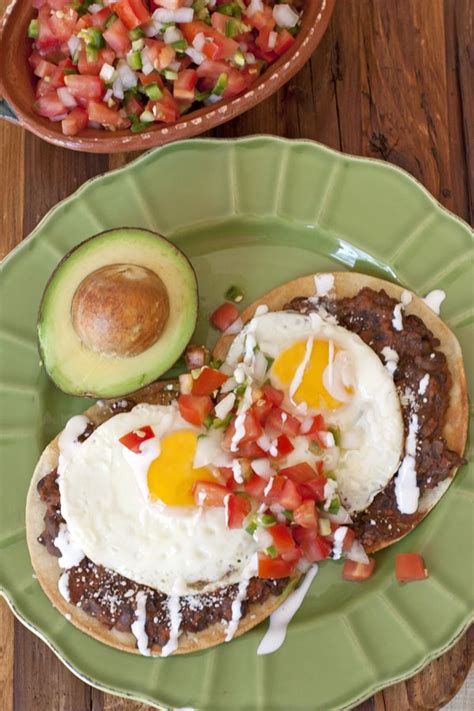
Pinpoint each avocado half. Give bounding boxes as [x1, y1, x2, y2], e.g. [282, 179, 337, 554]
[38, 228, 198, 398]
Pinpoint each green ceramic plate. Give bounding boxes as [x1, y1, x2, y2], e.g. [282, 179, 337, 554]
[0, 137, 472, 711]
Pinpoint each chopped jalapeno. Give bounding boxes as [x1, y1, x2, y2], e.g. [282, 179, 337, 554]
[127, 50, 142, 70]
[225, 285, 244, 303]
[128, 27, 145, 40]
[319, 518, 331, 536]
[328, 425, 341, 446]
[265, 545, 278, 558]
[143, 82, 163, 100]
[328, 496, 340, 514]
[28, 19, 39, 39]
[212, 73, 228, 96]
[261, 514, 276, 526]
[104, 12, 118, 28]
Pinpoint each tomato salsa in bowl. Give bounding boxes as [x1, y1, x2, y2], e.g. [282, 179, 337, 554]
[0, 0, 335, 152]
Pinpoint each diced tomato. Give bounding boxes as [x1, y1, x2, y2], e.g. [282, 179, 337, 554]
[34, 91, 66, 118]
[395, 553, 428, 583]
[64, 74, 104, 104]
[225, 493, 251, 528]
[210, 11, 228, 34]
[303, 414, 326, 437]
[279, 462, 314, 484]
[114, 0, 151, 29]
[124, 93, 144, 115]
[138, 70, 164, 88]
[265, 407, 300, 438]
[258, 552, 295, 579]
[269, 523, 296, 554]
[91, 7, 112, 28]
[75, 14, 93, 31]
[178, 393, 213, 426]
[181, 20, 212, 44]
[293, 500, 318, 528]
[210, 302, 240, 332]
[246, 7, 275, 31]
[337, 527, 356, 552]
[273, 434, 294, 457]
[223, 411, 264, 451]
[342, 558, 376, 582]
[244, 473, 267, 498]
[173, 69, 198, 101]
[280, 545, 304, 564]
[252, 397, 273, 424]
[103, 18, 132, 55]
[234, 441, 266, 459]
[47, 0, 69, 9]
[148, 89, 179, 123]
[256, 26, 274, 53]
[295, 528, 332, 562]
[48, 8, 77, 42]
[300, 474, 327, 502]
[196, 59, 247, 98]
[192, 367, 228, 396]
[274, 29, 295, 56]
[263, 475, 285, 502]
[193, 480, 228, 507]
[78, 48, 116, 76]
[203, 33, 239, 61]
[37, 6, 61, 51]
[88, 100, 129, 128]
[278, 478, 302, 510]
[262, 384, 284, 406]
[119, 424, 155, 453]
[61, 107, 88, 136]
[33, 58, 57, 79]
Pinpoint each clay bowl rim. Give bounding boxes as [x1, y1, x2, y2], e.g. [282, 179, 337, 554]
[0, 0, 336, 153]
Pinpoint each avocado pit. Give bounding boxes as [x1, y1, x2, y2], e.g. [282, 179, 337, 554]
[71, 264, 170, 358]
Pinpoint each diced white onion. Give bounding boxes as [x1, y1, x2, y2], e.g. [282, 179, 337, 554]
[117, 61, 138, 89]
[324, 508, 353, 525]
[99, 62, 116, 82]
[51, 113, 69, 122]
[345, 540, 369, 564]
[273, 4, 299, 29]
[153, 8, 175, 23]
[141, 49, 154, 75]
[173, 8, 194, 22]
[193, 32, 205, 52]
[143, 20, 162, 37]
[253, 351, 268, 383]
[207, 0, 216, 7]
[67, 35, 80, 57]
[244, 52, 257, 64]
[153, 7, 193, 24]
[169, 59, 182, 72]
[215, 393, 236, 420]
[88, 3, 103, 13]
[164, 26, 183, 44]
[268, 31, 277, 49]
[223, 317, 243, 335]
[220, 376, 237, 393]
[103, 88, 113, 103]
[246, 0, 264, 17]
[112, 78, 124, 100]
[185, 47, 205, 65]
[57, 87, 77, 109]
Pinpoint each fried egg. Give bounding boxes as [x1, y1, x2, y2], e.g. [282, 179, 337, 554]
[59, 402, 258, 596]
[224, 310, 404, 513]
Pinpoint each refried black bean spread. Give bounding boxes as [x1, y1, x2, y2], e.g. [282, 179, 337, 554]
[37, 427, 287, 649]
[285, 287, 464, 549]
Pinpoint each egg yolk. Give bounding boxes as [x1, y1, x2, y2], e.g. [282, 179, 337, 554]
[271, 339, 350, 410]
[147, 430, 215, 506]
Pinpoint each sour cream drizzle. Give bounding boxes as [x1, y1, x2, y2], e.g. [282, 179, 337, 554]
[58, 415, 90, 476]
[257, 565, 318, 655]
[161, 595, 181, 656]
[289, 336, 313, 403]
[395, 413, 420, 514]
[54, 523, 84, 568]
[313, 273, 334, 297]
[131, 591, 150, 656]
[225, 578, 250, 642]
[423, 289, 446, 314]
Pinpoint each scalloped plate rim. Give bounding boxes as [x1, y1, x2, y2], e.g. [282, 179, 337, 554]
[0, 136, 472, 276]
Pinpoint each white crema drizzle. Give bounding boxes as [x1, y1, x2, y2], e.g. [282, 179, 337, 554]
[161, 595, 182, 656]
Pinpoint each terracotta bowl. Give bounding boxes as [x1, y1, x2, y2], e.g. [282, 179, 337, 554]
[0, 0, 335, 153]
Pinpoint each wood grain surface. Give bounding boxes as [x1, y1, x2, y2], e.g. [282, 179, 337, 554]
[0, 0, 472, 709]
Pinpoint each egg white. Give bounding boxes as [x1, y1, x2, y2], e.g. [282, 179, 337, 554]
[224, 310, 404, 513]
[59, 402, 258, 596]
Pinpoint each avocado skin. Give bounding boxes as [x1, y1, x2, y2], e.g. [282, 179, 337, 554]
[38, 228, 198, 399]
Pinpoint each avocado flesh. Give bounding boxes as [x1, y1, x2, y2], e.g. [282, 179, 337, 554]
[38, 228, 198, 398]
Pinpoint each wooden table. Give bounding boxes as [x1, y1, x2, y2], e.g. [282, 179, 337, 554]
[0, 0, 472, 708]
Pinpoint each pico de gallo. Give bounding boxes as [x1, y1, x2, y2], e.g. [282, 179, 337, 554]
[117, 323, 376, 582]
[27, 0, 302, 136]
